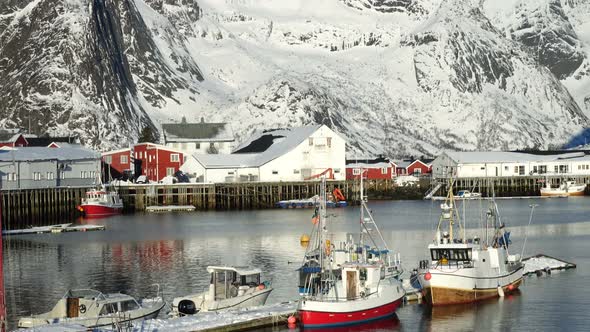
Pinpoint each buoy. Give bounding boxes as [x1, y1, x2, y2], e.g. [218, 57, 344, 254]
[257, 284, 265, 290]
[311, 217, 319, 225]
[287, 316, 297, 324]
[497, 286, 505, 297]
[424, 272, 432, 281]
[300, 234, 310, 243]
[508, 284, 515, 291]
[288, 323, 297, 329]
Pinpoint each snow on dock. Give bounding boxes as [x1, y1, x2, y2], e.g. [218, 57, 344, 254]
[2, 223, 105, 235]
[141, 302, 297, 332]
[145, 205, 196, 212]
[523, 254, 576, 276]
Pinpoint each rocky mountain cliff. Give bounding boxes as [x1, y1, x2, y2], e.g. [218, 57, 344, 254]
[0, 0, 589, 155]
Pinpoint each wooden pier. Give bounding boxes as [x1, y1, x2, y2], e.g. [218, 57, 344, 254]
[1, 179, 405, 229]
[430, 175, 590, 197]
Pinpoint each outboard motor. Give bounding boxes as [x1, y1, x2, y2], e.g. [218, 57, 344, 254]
[178, 299, 198, 316]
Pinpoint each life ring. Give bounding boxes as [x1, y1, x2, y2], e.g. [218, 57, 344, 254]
[332, 188, 345, 201]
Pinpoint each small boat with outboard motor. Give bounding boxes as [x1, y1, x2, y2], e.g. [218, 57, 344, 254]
[170, 266, 273, 317]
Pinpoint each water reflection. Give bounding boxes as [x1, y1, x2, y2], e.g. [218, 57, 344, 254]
[298, 315, 401, 332]
[3, 198, 589, 330]
[419, 292, 524, 331]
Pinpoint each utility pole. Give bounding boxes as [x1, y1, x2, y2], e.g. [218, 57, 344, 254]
[0, 192, 6, 332]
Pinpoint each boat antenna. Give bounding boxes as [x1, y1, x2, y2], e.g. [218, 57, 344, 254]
[520, 204, 538, 261]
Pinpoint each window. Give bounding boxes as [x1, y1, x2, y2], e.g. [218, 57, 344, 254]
[170, 154, 180, 162]
[272, 170, 279, 175]
[228, 171, 234, 175]
[166, 167, 175, 176]
[514, 166, 518, 174]
[533, 166, 538, 173]
[120, 155, 128, 164]
[104, 155, 112, 164]
[293, 169, 300, 174]
[504, 166, 508, 171]
[100, 304, 117, 315]
[554, 165, 559, 173]
[195, 143, 200, 149]
[381, 168, 388, 175]
[7, 173, 17, 181]
[539, 165, 547, 174]
[334, 168, 340, 173]
[414, 168, 422, 175]
[327, 137, 332, 148]
[308, 138, 313, 146]
[47, 172, 54, 180]
[33, 172, 41, 181]
[518, 166, 525, 175]
[353, 168, 360, 175]
[61, 171, 66, 179]
[559, 165, 568, 173]
[120, 300, 139, 312]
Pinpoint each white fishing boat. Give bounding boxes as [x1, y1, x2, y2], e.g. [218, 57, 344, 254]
[540, 179, 586, 197]
[297, 175, 405, 328]
[17, 288, 165, 329]
[417, 182, 525, 305]
[170, 266, 273, 316]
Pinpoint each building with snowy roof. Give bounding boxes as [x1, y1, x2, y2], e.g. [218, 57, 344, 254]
[181, 125, 346, 183]
[432, 151, 590, 178]
[0, 147, 100, 189]
[162, 117, 234, 155]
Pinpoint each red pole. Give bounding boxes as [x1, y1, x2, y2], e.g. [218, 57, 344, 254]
[0, 192, 6, 332]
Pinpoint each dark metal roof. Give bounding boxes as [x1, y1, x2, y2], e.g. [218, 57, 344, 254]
[346, 155, 390, 165]
[233, 134, 285, 153]
[162, 122, 232, 140]
[26, 136, 79, 147]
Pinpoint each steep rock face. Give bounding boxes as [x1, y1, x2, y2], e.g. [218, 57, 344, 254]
[340, 0, 428, 15]
[0, 0, 157, 148]
[508, 0, 583, 79]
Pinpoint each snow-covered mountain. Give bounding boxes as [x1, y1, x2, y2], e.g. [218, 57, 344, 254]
[0, 0, 589, 155]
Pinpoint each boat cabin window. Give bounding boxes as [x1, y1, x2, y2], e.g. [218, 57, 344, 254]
[120, 300, 139, 312]
[99, 303, 117, 315]
[431, 248, 472, 262]
[241, 274, 260, 286]
[359, 268, 367, 281]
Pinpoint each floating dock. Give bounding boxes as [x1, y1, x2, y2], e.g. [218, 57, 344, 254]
[2, 223, 105, 236]
[144, 302, 297, 332]
[145, 205, 196, 212]
[523, 254, 577, 275]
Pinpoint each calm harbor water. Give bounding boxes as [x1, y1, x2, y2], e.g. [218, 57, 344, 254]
[3, 197, 590, 331]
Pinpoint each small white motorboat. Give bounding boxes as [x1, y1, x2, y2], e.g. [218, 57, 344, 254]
[18, 288, 165, 329]
[171, 266, 273, 316]
[540, 180, 586, 196]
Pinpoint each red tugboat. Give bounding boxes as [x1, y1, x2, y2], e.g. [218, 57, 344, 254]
[78, 188, 123, 217]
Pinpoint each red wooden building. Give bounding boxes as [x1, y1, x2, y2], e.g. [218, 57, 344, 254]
[0, 132, 28, 148]
[394, 159, 432, 176]
[345, 156, 396, 180]
[102, 143, 186, 182]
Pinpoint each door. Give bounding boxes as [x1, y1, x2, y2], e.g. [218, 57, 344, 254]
[346, 271, 358, 300]
[67, 298, 79, 318]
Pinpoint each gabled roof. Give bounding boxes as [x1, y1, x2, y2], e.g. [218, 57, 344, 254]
[346, 155, 390, 165]
[192, 125, 324, 168]
[162, 120, 234, 142]
[0, 147, 99, 162]
[0, 132, 25, 143]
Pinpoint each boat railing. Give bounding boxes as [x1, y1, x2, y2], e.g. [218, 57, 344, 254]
[303, 290, 379, 303]
[432, 260, 474, 269]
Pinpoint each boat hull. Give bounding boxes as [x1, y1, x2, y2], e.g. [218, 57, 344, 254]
[540, 189, 585, 196]
[420, 272, 523, 306]
[78, 204, 122, 217]
[298, 298, 402, 328]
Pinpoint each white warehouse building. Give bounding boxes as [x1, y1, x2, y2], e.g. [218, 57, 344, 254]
[432, 151, 590, 178]
[181, 125, 346, 183]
